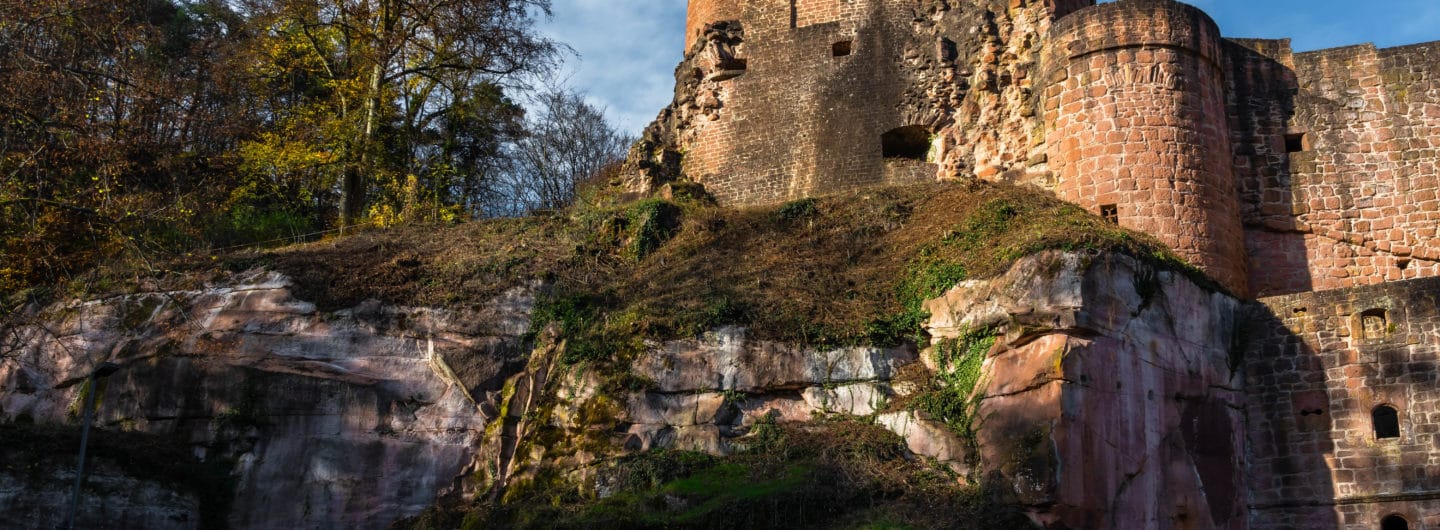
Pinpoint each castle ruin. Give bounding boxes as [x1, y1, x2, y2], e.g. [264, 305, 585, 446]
[630, 0, 1440, 528]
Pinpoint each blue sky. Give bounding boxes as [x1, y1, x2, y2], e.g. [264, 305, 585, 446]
[540, 1, 1440, 135]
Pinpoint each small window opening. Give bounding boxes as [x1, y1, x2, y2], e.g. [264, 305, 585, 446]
[1381, 514, 1409, 530]
[1285, 133, 1309, 153]
[719, 58, 747, 72]
[881, 126, 931, 160]
[833, 41, 852, 57]
[1361, 309, 1389, 341]
[706, 58, 748, 82]
[1373, 405, 1400, 439]
[1100, 204, 1119, 224]
[1398, 258, 1411, 271]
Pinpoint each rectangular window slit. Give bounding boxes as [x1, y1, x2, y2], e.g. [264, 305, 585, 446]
[1285, 133, 1309, 153]
[833, 41, 852, 57]
[1100, 204, 1119, 224]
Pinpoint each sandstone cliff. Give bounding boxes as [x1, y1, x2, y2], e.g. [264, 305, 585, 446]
[0, 183, 1245, 529]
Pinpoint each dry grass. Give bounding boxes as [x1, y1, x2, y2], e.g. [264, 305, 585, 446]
[597, 180, 1197, 345]
[200, 180, 1198, 349]
[222, 216, 577, 311]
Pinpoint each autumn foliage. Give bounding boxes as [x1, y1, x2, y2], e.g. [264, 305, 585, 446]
[0, 0, 627, 298]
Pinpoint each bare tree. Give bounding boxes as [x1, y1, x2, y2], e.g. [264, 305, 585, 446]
[509, 89, 632, 212]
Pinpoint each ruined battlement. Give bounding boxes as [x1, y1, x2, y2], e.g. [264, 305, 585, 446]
[632, 1, 1440, 528]
[1045, 0, 1225, 63]
[650, 0, 1440, 300]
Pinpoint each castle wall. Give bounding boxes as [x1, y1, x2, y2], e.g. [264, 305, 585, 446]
[1223, 38, 1310, 297]
[687, 0, 853, 50]
[681, 0, 939, 206]
[1238, 42, 1440, 297]
[1245, 277, 1440, 530]
[793, 0, 844, 28]
[686, 0, 745, 51]
[1041, 0, 1249, 294]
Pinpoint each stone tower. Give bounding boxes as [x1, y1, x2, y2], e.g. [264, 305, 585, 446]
[1040, 0, 1249, 294]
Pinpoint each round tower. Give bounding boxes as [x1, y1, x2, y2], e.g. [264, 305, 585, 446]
[1041, 0, 1248, 294]
[686, 0, 744, 52]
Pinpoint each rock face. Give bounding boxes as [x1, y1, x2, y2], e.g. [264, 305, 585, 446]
[0, 462, 200, 530]
[622, 327, 916, 453]
[0, 271, 538, 529]
[928, 251, 1245, 529]
[1, 251, 1251, 529]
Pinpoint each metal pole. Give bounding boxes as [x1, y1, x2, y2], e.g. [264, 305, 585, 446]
[62, 362, 117, 530]
[64, 373, 100, 530]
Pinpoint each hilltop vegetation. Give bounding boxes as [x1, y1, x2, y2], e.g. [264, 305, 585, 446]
[3, 178, 1213, 529]
[221, 180, 1196, 346]
[0, 0, 628, 299]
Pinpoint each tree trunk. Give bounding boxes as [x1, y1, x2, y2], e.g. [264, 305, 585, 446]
[341, 0, 390, 230]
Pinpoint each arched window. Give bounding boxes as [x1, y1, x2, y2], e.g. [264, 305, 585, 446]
[1360, 308, 1389, 341]
[1381, 514, 1408, 530]
[1373, 405, 1400, 439]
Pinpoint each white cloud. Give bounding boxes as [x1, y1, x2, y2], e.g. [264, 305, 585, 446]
[539, 0, 687, 135]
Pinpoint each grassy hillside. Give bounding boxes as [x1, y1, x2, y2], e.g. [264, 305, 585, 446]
[217, 180, 1198, 348]
[6, 180, 1215, 530]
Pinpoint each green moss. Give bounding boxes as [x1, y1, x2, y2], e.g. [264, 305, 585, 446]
[912, 329, 995, 449]
[775, 198, 819, 223]
[623, 199, 682, 261]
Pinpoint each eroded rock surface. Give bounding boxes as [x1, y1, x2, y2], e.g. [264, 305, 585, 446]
[0, 271, 538, 529]
[0, 462, 200, 530]
[929, 251, 1245, 529]
[621, 327, 916, 453]
[2, 251, 1247, 529]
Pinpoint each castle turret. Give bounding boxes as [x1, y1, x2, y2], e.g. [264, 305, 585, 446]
[1041, 0, 1248, 294]
[686, 0, 744, 51]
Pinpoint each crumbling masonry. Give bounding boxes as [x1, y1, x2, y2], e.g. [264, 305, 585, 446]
[629, 0, 1440, 528]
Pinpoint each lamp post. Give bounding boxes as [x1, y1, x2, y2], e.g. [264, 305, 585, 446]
[64, 361, 121, 530]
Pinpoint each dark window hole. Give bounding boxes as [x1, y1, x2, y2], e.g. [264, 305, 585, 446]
[1382, 514, 1409, 530]
[833, 41, 852, 57]
[1373, 405, 1400, 439]
[1398, 258, 1411, 271]
[881, 126, 931, 160]
[1285, 133, 1309, 153]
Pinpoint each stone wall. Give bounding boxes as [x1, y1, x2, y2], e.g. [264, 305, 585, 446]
[793, 0, 845, 28]
[1041, 0, 1248, 295]
[685, 0, 745, 50]
[679, 0, 938, 205]
[1238, 42, 1440, 297]
[673, 0, 1440, 301]
[1245, 277, 1440, 530]
[672, 0, 1083, 206]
